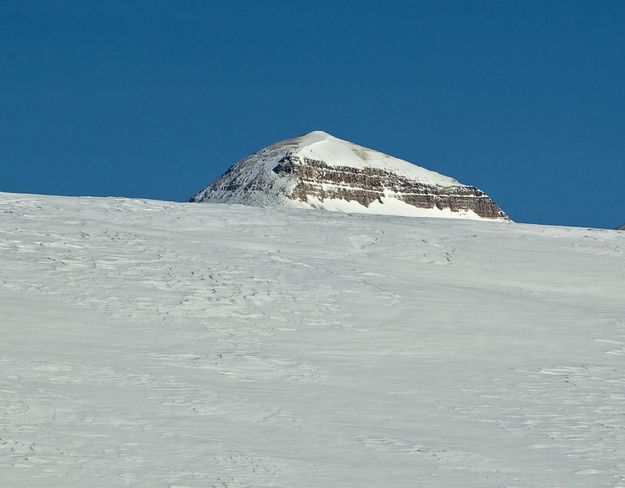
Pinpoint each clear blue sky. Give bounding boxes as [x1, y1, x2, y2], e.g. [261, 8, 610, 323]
[1, 1, 624, 228]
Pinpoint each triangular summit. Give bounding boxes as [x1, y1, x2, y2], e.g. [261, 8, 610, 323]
[191, 131, 508, 220]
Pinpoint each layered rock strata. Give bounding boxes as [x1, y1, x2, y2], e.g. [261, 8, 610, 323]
[272, 155, 505, 219]
[191, 131, 508, 221]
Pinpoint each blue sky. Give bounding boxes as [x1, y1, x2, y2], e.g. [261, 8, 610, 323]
[1, 0, 624, 228]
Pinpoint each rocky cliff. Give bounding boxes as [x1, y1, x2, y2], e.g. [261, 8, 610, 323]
[191, 131, 508, 221]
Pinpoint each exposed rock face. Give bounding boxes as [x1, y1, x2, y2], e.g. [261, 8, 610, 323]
[618, 224, 625, 231]
[191, 131, 509, 221]
[273, 155, 505, 219]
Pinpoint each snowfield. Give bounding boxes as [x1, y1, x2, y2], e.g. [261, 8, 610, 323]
[1, 192, 624, 487]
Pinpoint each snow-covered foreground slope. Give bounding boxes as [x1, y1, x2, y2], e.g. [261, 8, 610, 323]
[1, 192, 624, 488]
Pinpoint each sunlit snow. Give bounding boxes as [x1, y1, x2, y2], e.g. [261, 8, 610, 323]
[1, 192, 624, 487]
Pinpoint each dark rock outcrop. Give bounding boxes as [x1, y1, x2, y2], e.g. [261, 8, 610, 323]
[272, 155, 507, 220]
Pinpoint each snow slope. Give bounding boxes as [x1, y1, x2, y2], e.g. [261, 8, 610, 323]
[285, 131, 461, 184]
[1, 192, 624, 487]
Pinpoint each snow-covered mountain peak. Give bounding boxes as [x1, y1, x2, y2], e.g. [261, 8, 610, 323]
[278, 131, 460, 185]
[191, 132, 508, 220]
[298, 129, 333, 141]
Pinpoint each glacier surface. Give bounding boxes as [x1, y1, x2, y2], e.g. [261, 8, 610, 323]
[1, 192, 624, 487]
